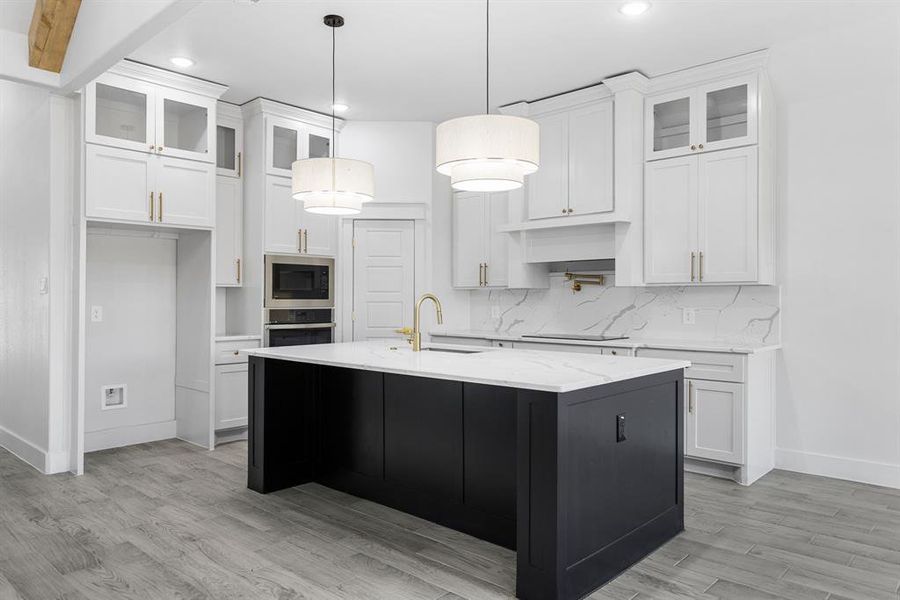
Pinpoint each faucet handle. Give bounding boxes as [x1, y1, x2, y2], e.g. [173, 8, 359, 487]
[395, 327, 413, 335]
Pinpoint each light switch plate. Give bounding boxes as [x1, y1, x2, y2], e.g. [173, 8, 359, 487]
[682, 308, 696, 325]
[91, 306, 103, 322]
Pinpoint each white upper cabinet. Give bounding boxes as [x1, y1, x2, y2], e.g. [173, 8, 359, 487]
[263, 176, 336, 256]
[216, 104, 243, 178]
[646, 74, 758, 161]
[86, 71, 217, 164]
[452, 191, 508, 288]
[265, 116, 333, 178]
[85, 145, 215, 228]
[216, 176, 243, 286]
[567, 102, 614, 215]
[155, 157, 215, 227]
[527, 99, 614, 219]
[527, 113, 569, 219]
[644, 146, 757, 284]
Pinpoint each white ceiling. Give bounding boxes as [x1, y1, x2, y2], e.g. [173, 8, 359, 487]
[129, 0, 889, 122]
[0, 0, 35, 34]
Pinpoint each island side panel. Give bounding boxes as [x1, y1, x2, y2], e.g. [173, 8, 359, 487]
[247, 356, 319, 493]
[516, 369, 685, 600]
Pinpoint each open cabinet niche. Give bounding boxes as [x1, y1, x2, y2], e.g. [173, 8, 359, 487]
[83, 226, 214, 455]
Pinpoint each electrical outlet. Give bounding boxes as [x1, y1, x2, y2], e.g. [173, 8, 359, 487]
[91, 305, 103, 322]
[38, 277, 49, 294]
[682, 308, 696, 325]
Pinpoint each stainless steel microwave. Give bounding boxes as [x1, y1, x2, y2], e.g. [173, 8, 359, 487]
[264, 255, 334, 309]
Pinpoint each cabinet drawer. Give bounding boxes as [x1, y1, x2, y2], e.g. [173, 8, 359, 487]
[601, 346, 633, 357]
[215, 339, 260, 365]
[636, 348, 744, 383]
[514, 341, 604, 354]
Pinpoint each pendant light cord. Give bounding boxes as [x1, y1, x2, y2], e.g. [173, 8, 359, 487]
[332, 22, 336, 158]
[485, 0, 490, 115]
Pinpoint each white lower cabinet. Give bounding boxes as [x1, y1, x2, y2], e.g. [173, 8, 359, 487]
[216, 176, 243, 286]
[85, 144, 214, 228]
[685, 379, 744, 464]
[214, 338, 260, 432]
[264, 175, 336, 256]
[215, 364, 248, 430]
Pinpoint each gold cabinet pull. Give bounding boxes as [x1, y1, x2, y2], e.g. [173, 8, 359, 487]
[237, 151, 242, 177]
[149, 191, 155, 221]
[236, 258, 241, 284]
[303, 229, 308, 254]
[483, 262, 488, 286]
[699, 251, 704, 282]
[688, 381, 694, 413]
[690, 251, 695, 282]
[158, 192, 163, 222]
[298, 229, 303, 253]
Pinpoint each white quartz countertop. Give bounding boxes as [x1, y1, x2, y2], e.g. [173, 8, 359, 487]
[429, 329, 781, 354]
[245, 341, 690, 393]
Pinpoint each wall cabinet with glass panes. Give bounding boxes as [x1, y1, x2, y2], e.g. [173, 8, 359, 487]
[85, 69, 218, 164]
[265, 115, 334, 178]
[216, 102, 244, 286]
[82, 63, 226, 228]
[642, 56, 774, 287]
[645, 74, 758, 161]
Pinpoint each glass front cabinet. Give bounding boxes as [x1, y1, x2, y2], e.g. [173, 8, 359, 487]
[265, 115, 333, 178]
[645, 74, 757, 161]
[86, 73, 216, 164]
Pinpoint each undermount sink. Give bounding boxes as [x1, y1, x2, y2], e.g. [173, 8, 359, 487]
[420, 347, 485, 354]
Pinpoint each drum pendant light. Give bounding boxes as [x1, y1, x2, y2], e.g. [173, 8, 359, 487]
[293, 14, 374, 215]
[435, 0, 539, 192]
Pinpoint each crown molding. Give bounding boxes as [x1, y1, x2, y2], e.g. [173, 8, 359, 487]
[648, 49, 769, 93]
[109, 60, 227, 98]
[603, 71, 650, 94]
[241, 97, 344, 131]
[217, 101, 242, 121]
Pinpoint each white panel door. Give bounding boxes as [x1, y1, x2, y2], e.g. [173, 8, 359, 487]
[264, 176, 300, 254]
[155, 157, 215, 227]
[527, 112, 568, 219]
[452, 192, 486, 288]
[214, 363, 248, 430]
[352, 220, 415, 341]
[485, 192, 509, 288]
[698, 147, 758, 283]
[85, 145, 154, 223]
[298, 210, 337, 256]
[215, 176, 242, 286]
[644, 156, 698, 283]
[686, 379, 744, 464]
[568, 101, 614, 216]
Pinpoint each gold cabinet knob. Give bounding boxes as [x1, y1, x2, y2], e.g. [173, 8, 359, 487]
[567, 208, 573, 213]
[233, 350, 239, 355]
[561, 208, 567, 214]
[157, 146, 163, 152]
[698, 143, 704, 150]
[690, 144, 697, 151]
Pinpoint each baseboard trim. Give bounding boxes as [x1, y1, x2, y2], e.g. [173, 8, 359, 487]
[84, 420, 177, 452]
[776, 448, 900, 489]
[0, 425, 48, 473]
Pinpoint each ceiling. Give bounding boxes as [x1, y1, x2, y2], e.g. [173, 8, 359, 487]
[129, 0, 888, 122]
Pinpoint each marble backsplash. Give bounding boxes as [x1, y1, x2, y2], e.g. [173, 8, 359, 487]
[469, 275, 781, 344]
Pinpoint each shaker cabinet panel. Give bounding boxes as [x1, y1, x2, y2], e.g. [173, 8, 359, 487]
[215, 364, 249, 431]
[298, 211, 337, 257]
[644, 156, 698, 284]
[527, 113, 569, 219]
[686, 379, 744, 465]
[698, 147, 758, 283]
[85, 75, 156, 154]
[568, 102, 614, 216]
[85, 145, 154, 223]
[485, 192, 509, 287]
[216, 176, 243, 286]
[453, 192, 487, 288]
[646, 90, 694, 161]
[264, 176, 300, 254]
[155, 157, 215, 227]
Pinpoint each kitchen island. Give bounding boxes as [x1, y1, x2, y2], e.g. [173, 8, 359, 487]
[245, 341, 689, 600]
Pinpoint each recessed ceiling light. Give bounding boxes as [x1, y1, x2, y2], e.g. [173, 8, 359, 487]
[170, 56, 194, 68]
[619, 0, 651, 16]
[332, 103, 349, 113]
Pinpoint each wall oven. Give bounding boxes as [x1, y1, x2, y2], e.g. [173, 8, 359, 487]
[264, 308, 335, 348]
[265, 255, 334, 309]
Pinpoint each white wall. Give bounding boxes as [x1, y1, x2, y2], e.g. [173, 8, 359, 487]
[84, 232, 177, 452]
[0, 81, 52, 468]
[769, 12, 900, 487]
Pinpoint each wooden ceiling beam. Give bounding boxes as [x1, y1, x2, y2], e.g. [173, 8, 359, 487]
[28, 0, 82, 73]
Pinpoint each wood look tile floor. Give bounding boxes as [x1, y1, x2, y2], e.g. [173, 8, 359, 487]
[1, 440, 899, 600]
